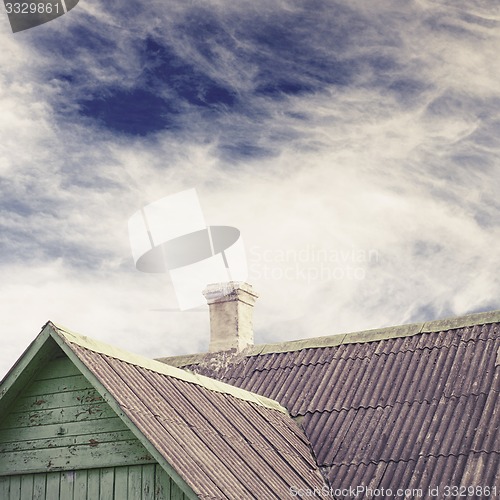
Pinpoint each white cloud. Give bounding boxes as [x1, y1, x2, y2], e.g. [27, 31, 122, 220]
[1, 0, 500, 378]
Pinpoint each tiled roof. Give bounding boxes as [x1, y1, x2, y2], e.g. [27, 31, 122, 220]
[161, 311, 500, 496]
[48, 324, 328, 499]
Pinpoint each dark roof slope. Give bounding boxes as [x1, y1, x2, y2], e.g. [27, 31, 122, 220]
[160, 310, 500, 495]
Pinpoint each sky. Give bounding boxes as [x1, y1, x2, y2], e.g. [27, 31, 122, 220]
[1, 0, 500, 379]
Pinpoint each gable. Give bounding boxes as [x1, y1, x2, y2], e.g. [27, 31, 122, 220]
[1, 322, 328, 499]
[0, 342, 154, 475]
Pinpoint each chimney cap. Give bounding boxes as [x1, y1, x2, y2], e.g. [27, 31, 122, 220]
[203, 281, 257, 305]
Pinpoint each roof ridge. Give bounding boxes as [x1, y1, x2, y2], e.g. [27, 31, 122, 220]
[48, 322, 288, 415]
[248, 309, 500, 356]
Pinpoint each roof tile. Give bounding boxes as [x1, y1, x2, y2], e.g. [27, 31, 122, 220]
[173, 315, 500, 495]
[60, 333, 327, 499]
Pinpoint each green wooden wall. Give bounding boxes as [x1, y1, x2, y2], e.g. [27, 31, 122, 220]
[0, 464, 188, 500]
[0, 350, 192, 499]
[0, 354, 155, 474]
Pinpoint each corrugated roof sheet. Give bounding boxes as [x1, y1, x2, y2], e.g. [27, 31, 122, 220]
[165, 313, 500, 496]
[50, 324, 327, 500]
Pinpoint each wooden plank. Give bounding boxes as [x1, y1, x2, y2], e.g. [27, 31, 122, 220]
[9, 475, 20, 500]
[32, 474, 46, 500]
[87, 468, 100, 499]
[114, 466, 128, 500]
[128, 464, 142, 499]
[0, 416, 127, 443]
[13, 388, 103, 413]
[1, 401, 116, 429]
[0, 429, 136, 453]
[45, 472, 60, 499]
[99, 467, 114, 500]
[24, 375, 91, 397]
[0, 440, 154, 475]
[171, 480, 186, 500]
[155, 467, 171, 500]
[73, 470, 88, 500]
[60, 471, 75, 499]
[20, 474, 33, 500]
[35, 357, 81, 380]
[0, 476, 10, 500]
[142, 464, 155, 500]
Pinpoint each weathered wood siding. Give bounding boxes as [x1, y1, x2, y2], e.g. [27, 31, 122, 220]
[0, 355, 155, 475]
[0, 464, 188, 500]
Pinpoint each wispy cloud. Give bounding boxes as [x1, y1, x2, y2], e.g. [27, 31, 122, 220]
[1, 0, 499, 378]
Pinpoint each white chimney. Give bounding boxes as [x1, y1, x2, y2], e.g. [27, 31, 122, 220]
[203, 282, 258, 352]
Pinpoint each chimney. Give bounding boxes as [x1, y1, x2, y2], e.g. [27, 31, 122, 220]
[203, 282, 258, 352]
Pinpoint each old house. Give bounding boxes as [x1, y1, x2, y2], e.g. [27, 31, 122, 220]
[0, 282, 499, 499]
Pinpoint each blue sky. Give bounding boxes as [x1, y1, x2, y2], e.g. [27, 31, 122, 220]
[1, 0, 500, 378]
